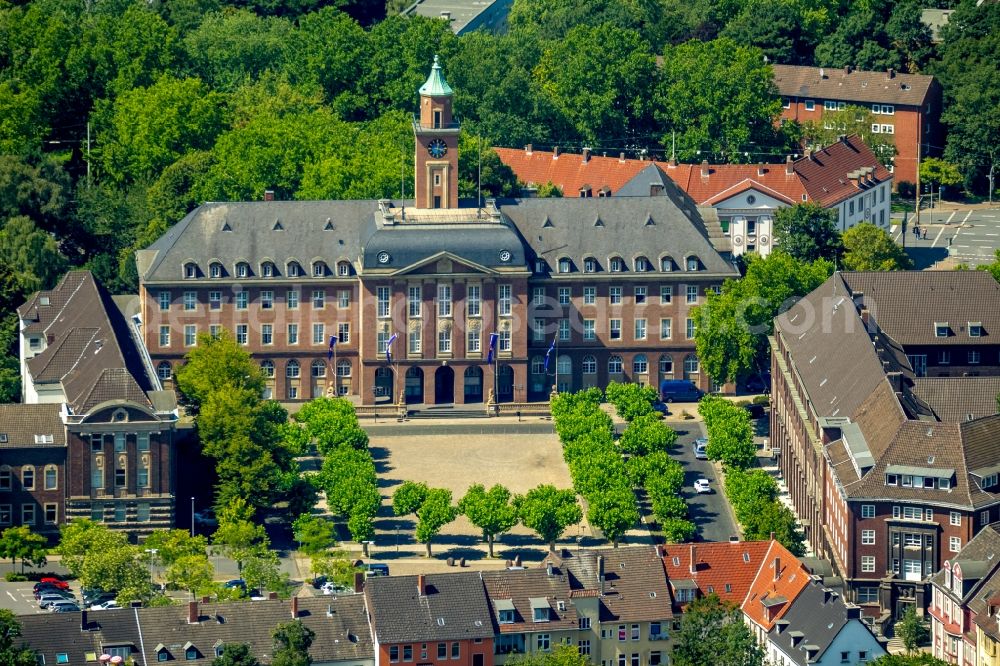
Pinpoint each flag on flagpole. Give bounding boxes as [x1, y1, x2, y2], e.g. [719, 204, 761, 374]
[543, 338, 556, 372]
[327, 335, 337, 360]
[385, 333, 398, 365]
[486, 332, 499, 364]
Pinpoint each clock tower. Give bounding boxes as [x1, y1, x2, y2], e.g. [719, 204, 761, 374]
[414, 56, 459, 210]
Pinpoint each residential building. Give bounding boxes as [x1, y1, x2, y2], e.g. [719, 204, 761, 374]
[137, 60, 737, 405]
[401, 0, 512, 35]
[495, 134, 892, 258]
[773, 64, 941, 186]
[741, 542, 813, 646]
[765, 578, 885, 666]
[661, 540, 772, 609]
[929, 523, 1000, 665]
[16, 595, 373, 666]
[771, 271, 1000, 626]
[365, 572, 495, 666]
[4, 271, 178, 539]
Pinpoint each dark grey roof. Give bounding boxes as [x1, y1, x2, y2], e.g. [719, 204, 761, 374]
[930, 524, 1000, 601]
[0, 404, 65, 448]
[365, 572, 494, 643]
[772, 64, 935, 107]
[913, 377, 1000, 423]
[500, 196, 736, 277]
[770, 580, 883, 666]
[17, 597, 373, 666]
[615, 163, 673, 198]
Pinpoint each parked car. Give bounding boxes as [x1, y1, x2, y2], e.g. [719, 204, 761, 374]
[193, 509, 218, 527]
[83, 590, 115, 605]
[224, 579, 246, 590]
[693, 437, 709, 460]
[90, 600, 119, 611]
[364, 563, 390, 578]
[33, 584, 70, 599]
[49, 600, 81, 613]
[321, 582, 355, 596]
[34, 578, 70, 592]
[39, 593, 75, 608]
[694, 478, 712, 494]
[660, 379, 704, 403]
[311, 576, 328, 590]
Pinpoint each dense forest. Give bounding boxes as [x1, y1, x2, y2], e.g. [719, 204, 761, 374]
[0, 0, 998, 401]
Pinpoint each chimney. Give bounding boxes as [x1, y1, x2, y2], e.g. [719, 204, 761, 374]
[655, 544, 665, 558]
[582, 148, 591, 163]
[805, 147, 813, 161]
[773, 557, 782, 581]
[846, 605, 861, 620]
[700, 160, 709, 178]
[650, 183, 664, 196]
[844, 65, 852, 74]
[525, 143, 533, 155]
[553, 146, 561, 158]
[546, 561, 554, 577]
[619, 152, 625, 163]
[353, 571, 365, 593]
[263, 189, 275, 202]
[667, 158, 677, 168]
[80, 610, 89, 631]
[597, 555, 605, 593]
[188, 600, 199, 624]
[417, 574, 426, 596]
[291, 595, 299, 619]
[819, 67, 826, 79]
[860, 307, 869, 326]
[785, 155, 794, 175]
[689, 545, 697, 574]
[887, 67, 895, 79]
[268, 591, 278, 600]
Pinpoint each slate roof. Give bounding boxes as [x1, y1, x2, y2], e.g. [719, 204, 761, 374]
[794, 136, 893, 208]
[769, 578, 881, 666]
[18, 271, 156, 414]
[0, 404, 65, 448]
[482, 566, 578, 634]
[929, 523, 1000, 599]
[17, 596, 373, 666]
[742, 541, 813, 631]
[913, 377, 1000, 423]
[365, 572, 494, 644]
[662, 541, 772, 607]
[842, 271, 1000, 346]
[772, 64, 936, 107]
[545, 546, 673, 622]
[500, 196, 736, 278]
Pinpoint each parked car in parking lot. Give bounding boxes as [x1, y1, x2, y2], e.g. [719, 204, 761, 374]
[34, 578, 70, 592]
[34, 585, 70, 599]
[651, 402, 670, 415]
[50, 600, 81, 612]
[39, 593, 75, 609]
[364, 563, 389, 577]
[321, 581, 355, 595]
[89, 599, 119, 610]
[83, 590, 115, 606]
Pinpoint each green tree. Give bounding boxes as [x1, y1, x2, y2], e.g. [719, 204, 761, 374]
[587, 488, 639, 547]
[0, 610, 39, 666]
[704, 405, 756, 470]
[693, 250, 833, 384]
[842, 222, 913, 271]
[619, 414, 678, 456]
[56, 519, 128, 578]
[316, 445, 379, 522]
[143, 529, 209, 568]
[392, 481, 430, 517]
[458, 484, 519, 558]
[271, 620, 315, 666]
[655, 39, 781, 161]
[293, 397, 369, 455]
[977, 249, 1000, 284]
[292, 514, 336, 556]
[773, 203, 842, 263]
[311, 553, 362, 588]
[516, 485, 583, 551]
[897, 605, 929, 653]
[166, 554, 216, 599]
[671, 594, 767, 666]
[81, 545, 155, 605]
[0, 216, 67, 292]
[284, 7, 367, 117]
[174, 330, 266, 411]
[212, 643, 261, 666]
[661, 517, 697, 544]
[0, 155, 71, 234]
[241, 549, 282, 595]
[868, 655, 949, 666]
[457, 133, 520, 200]
[719, 0, 820, 66]
[741, 501, 805, 555]
[414, 488, 459, 557]
[182, 9, 293, 91]
[0, 526, 47, 573]
[535, 182, 563, 198]
[605, 381, 658, 421]
[212, 498, 269, 575]
[506, 644, 591, 666]
[920, 157, 963, 201]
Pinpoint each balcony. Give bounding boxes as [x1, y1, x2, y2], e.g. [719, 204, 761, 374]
[412, 115, 461, 133]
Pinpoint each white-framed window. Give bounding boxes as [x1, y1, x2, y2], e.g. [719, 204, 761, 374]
[377, 286, 390, 318]
[558, 258, 571, 273]
[286, 360, 300, 378]
[261, 324, 273, 345]
[634, 319, 647, 340]
[438, 329, 451, 354]
[183, 291, 196, 311]
[312, 323, 325, 345]
[558, 287, 571, 305]
[686, 257, 700, 271]
[338, 323, 350, 344]
[287, 261, 301, 277]
[537, 634, 550, 652]
[660, 318, 672, 339]
[610, 287, 622, 304]
[805, 99, 815, 111]
[684, 355, 699, 375]
[337, 359, 352, 377]
[659, 355, 673, 375]
[635, 257, 649, 272]
[610, 257, 624, 272]
[686, 318, 696, 339]
[22, 504, 35, 525]
[262, 261, 274, 277]
[950, 511, 961, 526]
[969, 322, 983, 338]
[634, 286, 646, 304]
[608, 356, 623, 374]
[467, 329, 480, 353]
[261, 360, 275, 377]
[881, 124, 894, 134]
[824, 100, 838, 111]
[0, 467, 11, 491]
[287, 324, 298, 345]
[312, 289, 325, 309]
[583, 320, 596, 340]
[633, 354, 648, 374]
[861, 556, 875, 573]
[20, 466, 35, 491]
[610, 319, 622, 340]
[236, 291, 248, 310]
[531, 356, 544, 375]
[584, 257, 597, 273]
[409, 328, 422, 354]
[582, 355, 597, 374]
[950, 536, 962, 553]
[236, 262, 249, 278]
[498, 284, 512, 316]
[467, 285, 481, 316]
[981, 509, 990, 524]
[558, 319, 570, 341]
[157, 361, 171, 381]
[311, 360, 326, 378]
[862, 530, 875, 545]
[209, 262, 222, 278]
[498, 329, 510, 352]
[583, 287, 596, 305]
[408, 286, 422, 318]
[236, 324, 248, 345]
[862, 504, 875, 518]
[209, 291, 221, 310]
[939, 350, 950, 364]
[660, 285, 672, 304]
[532, 318, 545, 342]
[184, 325, 197, 347]
[969, 350, 981, 364]
[438, 284, 453, 317]
[686, 285, 698, 303]
[260, 290, 273, 309]
[532, 287, 546, 306]
[158, 326, 170, 347]
[184, 262, 198, 278]
[338, 261, 350, 277]
[338, 289, 349, 307]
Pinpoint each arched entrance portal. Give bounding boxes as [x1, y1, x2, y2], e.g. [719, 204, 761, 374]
[405, 367, 424, 404]
[435, 366, 455, 404]
[464, 366, 483, 403]
[374, 367, 393, 403]
[497, 364, 514, 402]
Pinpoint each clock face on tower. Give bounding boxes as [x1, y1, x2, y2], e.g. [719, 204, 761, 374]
[427, 139, 448, 159]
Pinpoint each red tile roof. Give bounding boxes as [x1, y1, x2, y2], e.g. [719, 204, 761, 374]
[497, 136, 887, 210]
[662, 541, 772, 607]
[740, 541, 813, 631]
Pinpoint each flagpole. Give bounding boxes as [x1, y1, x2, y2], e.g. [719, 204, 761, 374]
[554, 336, 558, 394]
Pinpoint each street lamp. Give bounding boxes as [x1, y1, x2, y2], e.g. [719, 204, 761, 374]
[190, 497, 195, 537]
[144, 548, 159, 586]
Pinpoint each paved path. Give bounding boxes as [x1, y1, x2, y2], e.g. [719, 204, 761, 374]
[892, 207, 1000, 268]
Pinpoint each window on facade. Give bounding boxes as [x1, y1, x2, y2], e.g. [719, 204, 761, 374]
[634, 319, 647, 340]
[659, 355, 673, 376]
[532, 318, 546, 342]
[582, 356, 597, 374]
[537, 635, 550, 652]
[634, 286, 646, 304]
[159, 326, 170, 347]
[583, 320, 596, 340]
[559, 319, 570, 341]
[635, 257, 649, 272]
[311, 360, 326, 378]
[437, 284, 453, 317]
[259, 290, 273, 310]
[206, 291, 221, 310]
[22, 466, 34, 490]
[235, 324, 248, 345]
[686, 285, 698, 303]
[499, 329, 510, 352]
[608, 356, 623, 374]
[438, 644, 447, 659]
[558, 258, 571, 273]
[236, 262, 249, 278]
[310, 289, 324, 310]
[610, 257, 624, 272]
[286, 360, 300, 378]
[208, 262, 222, 278]
[578, 641, 591, 657]
[862, 504, 875, 518]
[969, 350, 981, 364]
[558, 287, 571, 305]
[438, 330, 451, 354]
[498, 284, 512, 316]
[183, 291, 196, 311]
[686, 318, 696, 339]
[610, 287, 622, 305]
[950, 511, 961, 526]
[285, 323, 298, 345]
[0, 505, 10, 526]
[657, 318, 671, 340]
[377, 286, 390, 318]
[686, 257, 700, 271]
[950, 536, 961, 552]
[20, 504, 35, 524]
[466, 285, 481, 317]
[44, 503, 57, 524]
[0, 467, 10, 491]
[184, 325, 197, 347]
[939, 350, 950, 364]
[44, 466, 57, 490]
[684, 355, 700, 375]
[935, 322, 949, 337]
[313, 323, 325, 345]
[633, 355, 648, 374]
[862, 529, 875, 545]
[467, 329, 480, 354]
[610, 319, 622, 340]
[336, 359, 352, 378]
[861, 556, 875, 572]
[184, 263, 198, 278]
[969, 322, 983, 337]
[584, 258, 597, 273]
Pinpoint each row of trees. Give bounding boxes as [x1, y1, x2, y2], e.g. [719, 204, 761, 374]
[698, 396, 805, 555]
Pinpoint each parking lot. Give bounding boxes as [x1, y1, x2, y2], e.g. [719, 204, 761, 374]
[0, 580, 80, 616]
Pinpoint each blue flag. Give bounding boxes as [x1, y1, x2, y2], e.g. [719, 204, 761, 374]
[327, 335, 337, 360]
[544, 338, 556, 372]
[486, 332, 499, 364]
[385, 333, 398, 364]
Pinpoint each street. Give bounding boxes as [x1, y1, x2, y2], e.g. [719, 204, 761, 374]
[892, 207, 1000, 268]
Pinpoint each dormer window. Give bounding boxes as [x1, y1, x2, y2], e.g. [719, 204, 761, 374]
[184, 643, 199, 660]
[496, 599, 515, 624]
[337, 261, 350, 276]
[583, 257, 597, 273]
[984, 474, 998, 489]
[287, 261, 301, 277]
[236, 262, 250, 278]
[535, 259, 547, 273]
[935, 322, 950, 338]
[610, 257, 624, 273]
[262, 262, 275, 277]
[558, 258, 571, 273]
[209, 262, 222, 278]
[940, 476, 952, 490]
[969, 322, 983, 337]
[635, 257, 650, 272]
[530, 598, 550, 622]
[886, 473, 898, 486]
[686, 256, 701, 271]
[184, 262, 198, 279]
[661, 257, 674, 272]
